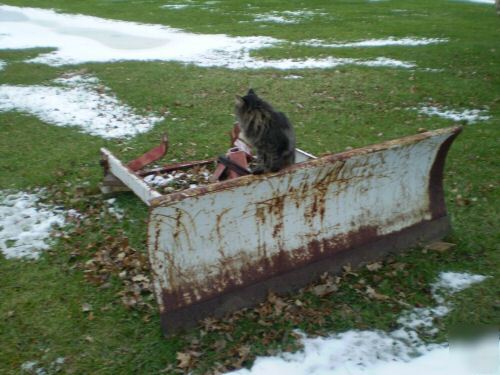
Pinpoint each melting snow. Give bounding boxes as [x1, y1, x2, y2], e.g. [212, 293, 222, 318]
[462, 0, 495, 3]
[0, 74, 164, 138]
[105, 198, 125, 220]
[253, 10, 325, 24]
[0, 5, 414, 70]
[416, 105, 490, 124]
[0, 190, 65, 260]
[228, 272, 491, 375]
[21, 357, 65, 374]
[161, 4, 190, 9]
[0, 60, 5, 70]
[300, 37, 447, 48]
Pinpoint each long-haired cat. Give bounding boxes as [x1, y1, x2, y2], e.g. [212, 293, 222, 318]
[235, 89, 295, 173]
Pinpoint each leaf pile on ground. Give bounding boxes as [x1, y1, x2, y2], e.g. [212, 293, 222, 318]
[169, 254, 445, 374]
[48, 183, 155, 311]
[80, 234, 154, 311]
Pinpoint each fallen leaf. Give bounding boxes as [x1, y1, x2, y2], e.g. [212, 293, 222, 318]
[342, 264, 358, 276]
[366, 286, 390, 301]
[213, 339, 227, 351]
[176, 352, 192, 369]
[311, 283, 338, 297]
[366, 262, 383, 271]
[267, 292, 288, 315]
[425, 241, 456, 252]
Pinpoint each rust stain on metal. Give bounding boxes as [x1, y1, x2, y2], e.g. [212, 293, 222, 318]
[149, 127, 462, 208]
[138, 126, 464, 333]
[161, 225, 378, 311]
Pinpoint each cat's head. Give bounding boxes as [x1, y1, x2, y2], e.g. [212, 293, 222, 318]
[235, 88, 264, 115]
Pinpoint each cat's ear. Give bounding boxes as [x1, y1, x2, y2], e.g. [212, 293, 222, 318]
[235, 95, 245, 106]
[247, 88, 256, 95]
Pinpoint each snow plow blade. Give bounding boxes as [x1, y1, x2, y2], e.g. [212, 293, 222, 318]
[102, 126, 462, 334]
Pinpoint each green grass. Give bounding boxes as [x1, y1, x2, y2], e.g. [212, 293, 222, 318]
[0, 0, 499, 373]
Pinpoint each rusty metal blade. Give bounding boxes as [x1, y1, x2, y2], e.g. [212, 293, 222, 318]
[147, 126, 462, 334]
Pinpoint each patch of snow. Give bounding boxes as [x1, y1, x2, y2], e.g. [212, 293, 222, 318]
[144, 173, 176, 187]
[21, 360, 47, 375]
[355, 57, 415, 68]
[0, 6, 415, 70]
[284, 74, 303, 79]
[105, 198, 124, 220]
[236, 56, 415, 70]
[160, 1, 219, 10]
[160, 4, 190, 9]
[420, 67, 445, 72]
[254, 10, 325, 24]
[432, 271, 488, 296]
[462, 0, 495, 4]
[254, 14, 295, 24]
[0, 190, 65, 260]
[21, 357, 64, 374]
[53, 74, 100, 86]
[0, 74, 164, 138]
[398, 272, 489, 335]
[67, 209, 84, 220]
[300, 37, 447, 48]
[228, 272, 490, 375]
[416, 105, 490, 124]
[0, 5, 279, 67]
[0, 60, 5, 71]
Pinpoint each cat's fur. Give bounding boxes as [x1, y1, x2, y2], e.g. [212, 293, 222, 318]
[235, 89, 296, 173]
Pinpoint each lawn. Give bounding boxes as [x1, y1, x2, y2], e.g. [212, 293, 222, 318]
[0, 0, 498, 374]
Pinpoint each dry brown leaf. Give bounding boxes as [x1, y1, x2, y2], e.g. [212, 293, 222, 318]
[176, 352, 192, 369]
[237, 345, 251, 358]
[213, 339, 227, 351]
[311, 283, 338, 297]
[258, 319, 272, 327]
[392, 262, 407, 271]
[425, 241, 456, 253]
[267, 292, 288, 315]
[342, 264, 358, 276]
[365, 286, 390, 301]
[366, 262, 383, 271]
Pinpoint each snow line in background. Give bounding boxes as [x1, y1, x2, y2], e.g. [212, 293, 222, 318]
[415, 105, 491, 124]
[0, 5, 415, 69]
[0, 190, 65, 259]
[160, 1, 220, 12]
[0, 74, 164, 138]
[253, 10, 327, 24]
[299, 37, 447, 48]
[463, 0, 495, 4]
[228, 272, 491, 375]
